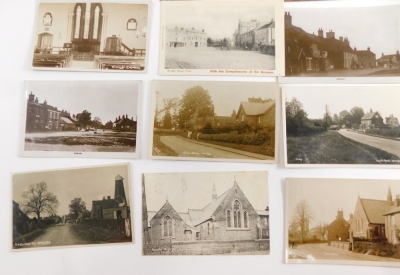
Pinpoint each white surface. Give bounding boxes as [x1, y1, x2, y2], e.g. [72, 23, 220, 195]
[0, 1, 399, 275]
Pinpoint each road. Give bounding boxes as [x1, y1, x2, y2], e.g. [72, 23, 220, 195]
[288, 243, 400, 263]
[159, 136, 269, 160]
[338, 129, 400, 158]
[165, 47, 275, 70]
[294, 67, 400, 77]
[30, 223, 88, 248]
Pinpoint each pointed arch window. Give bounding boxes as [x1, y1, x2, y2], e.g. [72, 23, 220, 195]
[226, 210, 231, 228]
[162, 215, 174, 238]
[72, 3, 103, 41]
[244, 211, 248, 228]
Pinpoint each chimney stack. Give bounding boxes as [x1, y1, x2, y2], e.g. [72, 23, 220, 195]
[284, 12, 292, 26]
[318, 28, 323, 37]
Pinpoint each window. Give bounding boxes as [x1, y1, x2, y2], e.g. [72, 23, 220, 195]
[237, 211, 241, 227]
[244, 211, 248, 228]
[162, 215, 174, 238]
[227, 210, 231, 227]
[73, 3, 103, 41]
[207, 223, 210, 235]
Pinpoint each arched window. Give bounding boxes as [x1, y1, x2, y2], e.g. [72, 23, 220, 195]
[162, 215, 173, 238]
[233, 211, 238, 228]
[244, 211, 248, 228]
[72, 3, 103, 41]
[227, 210, 231, 227]
[207, 223, 210, 235]
[237, 210, 241, 228]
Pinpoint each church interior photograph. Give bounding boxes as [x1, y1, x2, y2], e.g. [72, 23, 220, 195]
[32, 1, 149, 72]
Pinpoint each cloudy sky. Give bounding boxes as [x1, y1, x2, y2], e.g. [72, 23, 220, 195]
[284, 85, 400, 120]
[13, 164, 130, 217]
[25, 81, 139, 123]
[164, 1, 275, 40]
[286, 178, 400, 229]
[144, 171, 269, 213]
[286, 4, 400, 56]
[154, 80, 278, 119]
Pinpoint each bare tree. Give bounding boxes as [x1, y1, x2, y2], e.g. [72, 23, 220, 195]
[315, 221, 328, 241]
[20, 182, 59, 219]
[291, 199, 313, 243]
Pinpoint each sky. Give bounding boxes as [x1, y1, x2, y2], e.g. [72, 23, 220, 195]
[284, 85, 400, 120]
[286, 178, 400, 229]
[286, 4, 400, 56]
[12, 164, 131, 217]
[154, 80, 278, 120]
[144, 171, 269, 213]
[164, 1, 274, 40]
[25, 81, 139, 123]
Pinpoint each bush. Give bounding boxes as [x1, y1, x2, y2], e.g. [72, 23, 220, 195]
[366, 128, 400, 138]
[199, 129, 274, 146]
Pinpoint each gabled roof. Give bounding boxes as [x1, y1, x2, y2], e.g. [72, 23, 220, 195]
[60, 117, 74, 124]
[256, 210, 269, 216]
[362, 111, 380, 120]
[384, 206, 400, 216]
[239, 100, 275, 116]
[255, 21, 275, 31]
[385, 116, 399, 124]
[92, 199, 121, 209]
[360, 198, 390, 224]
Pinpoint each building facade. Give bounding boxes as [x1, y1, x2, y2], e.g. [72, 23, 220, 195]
[360, 111, 386, 130]
[236, 97, 275, 127]
[165, 27, 207, 48]
[113, 115, 137, 132]
[327, 210, 350, 241]
[26, 92, 62, 132]
[385, 115, 399, 128]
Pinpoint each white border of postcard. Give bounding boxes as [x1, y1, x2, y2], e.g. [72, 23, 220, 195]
[20, 80, 142, 159]
[31, 0, 151, 73]
[280, 0, 400, 83]
[285, 177, 400, 267]
[148, 80, 279, 163]
[158, 0, 284, 76]
[282, 84, 400, 168]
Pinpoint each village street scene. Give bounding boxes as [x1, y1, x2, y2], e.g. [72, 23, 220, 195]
[286, 178, 400, 266]
[285, 5, 400, 76]
[151, 81, 278, 162]
[12, 164, 132, 250]
[163, 1, 275, 70]
[284, 86, 400, 165]
[24, 81, 138, 154]
[142, 171, 269, 255]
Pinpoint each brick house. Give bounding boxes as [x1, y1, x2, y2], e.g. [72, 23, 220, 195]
[91, 175, 130, 219]
[327, 209, 350, 241]
[354, 47, 377, 68]
[147, 181, 268, 243]
[360, 111, 386, 130]
[236, 97, 275, 128]
[26, 92, 62, 132]
[113, 114, 137, 132]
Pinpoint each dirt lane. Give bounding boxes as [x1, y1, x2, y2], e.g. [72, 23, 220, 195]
[30, 223, 88, 248]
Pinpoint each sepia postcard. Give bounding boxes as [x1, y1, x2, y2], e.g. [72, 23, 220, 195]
[158, 0, 284, 76]
[285, 178, 400, 267]
[282, 0, 400, 82]
[21, 80, 141, 159]
[12, 163, 133, 251]
[31, 1, 150, 73]
[143, 171, 269, 255]
[282, 84, 400, 167]
[149, 80, 279, 163]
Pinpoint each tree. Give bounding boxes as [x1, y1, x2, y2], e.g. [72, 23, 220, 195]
[162, 110, 173, 129]
[291, 199, 314, 243]
[91, 116, 102, 129]
[177, 86, 214, 129]
[104, 120, 113, 129]
[207, 37, 213, 46]
[350, 106, 365, 128]
[286, 97, 309, 136]
[154, 95, 179, 128]
[76, 110, 92, 128]
[315, 221, 328, 241]
[69, 198, 87, 219]
[20, 182, 59, 220]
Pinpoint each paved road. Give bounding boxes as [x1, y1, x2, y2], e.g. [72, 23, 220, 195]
[31, 223, 88, 248]
[165, 47, 274, 70]
[338, 129, 400, 158]
[159, 136, 261, 160]
[288, 243, 400, 262]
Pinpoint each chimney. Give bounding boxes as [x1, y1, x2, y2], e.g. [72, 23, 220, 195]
[354, 47, 357, 51]
[382, 53, 384, 57]
[107, 196, 111, 200]
[339, 36, 343, 42]
[350, 213, 353, 220]
[337, 209, 344, 219]
[344, 37, 349, 46]
[284, 12, 292, 26]
[318, 28, 323, 37]
[395, 195, 400, 207]
[265, 206, 269, 211]
[367, 47, 370, 51]
[35, 97, 39, 103]
[28, 92, 35, 102]
[44, 100, 47, 106]
[326, 30, 335, 39]
[370, 108, 372, 113]
[397, 50, 399, 55]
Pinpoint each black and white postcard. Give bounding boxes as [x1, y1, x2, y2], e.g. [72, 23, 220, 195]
[31, 1, 150, 72]
[159, 0, 284, 76]
[21, 81, 141, 159]
[283, 0, 400, 82]
[143, 171, 269, 255]
[149, 80, 279, 163]
[282, 85, 400, 167]
[12, 163, 133, 250]
[286, 178, 400, 267]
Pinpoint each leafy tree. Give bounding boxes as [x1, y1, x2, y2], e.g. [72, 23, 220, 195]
[104, 120, 113, 129]
[291, 199, 314, 243]
[177, 86, 214, 129]
[69, 198, 87, 219]
[350, 106, 364, 128]
[76, 110, 92, 128]
[20, 182, 59, 220]
[162, 110, 173, 129]
[91, 117, 103, 129]
[207, 37, 213, 45]
[286, 97, 309, 136]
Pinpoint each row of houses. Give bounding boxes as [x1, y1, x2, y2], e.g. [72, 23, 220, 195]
[145, 180, 269, 243]
[187, 97, 275, 131]
[285, 12, 400, 75]
[26, 92, 137, 132]
[232, 19, 275, 52]
[360, 110, 399, 130]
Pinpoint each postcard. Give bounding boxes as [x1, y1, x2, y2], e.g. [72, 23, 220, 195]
[21, 80, 141, 159]
[143, 171, 269, 255]
[31, 1, 150, 73]
[282, 84, 400, 167]
[12, 163, 133, 250]
[158, 0, 284, 76]
[149, 80, 279, 163]
[281, 0, 400, 83]
[286, 177, 400, 267]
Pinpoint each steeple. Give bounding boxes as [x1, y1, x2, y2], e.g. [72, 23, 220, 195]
[212, 183, 217, 201]
[388, 186, 393, 205]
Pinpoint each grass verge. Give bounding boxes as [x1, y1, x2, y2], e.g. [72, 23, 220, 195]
[71, 223, 132, 244]
[287, 131, 400, 164]
[13, 228, 46, 249]
[198, 139, 274, 157]
[152, 134, 178, 156]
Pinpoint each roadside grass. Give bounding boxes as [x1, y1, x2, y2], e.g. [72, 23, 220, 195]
[26, 134, 135, 147]
[367, 67, 400, 76]
[71, 223, 131, 244]
[13, 228, 47, 248]
[287, 131, 400, 164]
[198, 139, 274, 157]
[152, 134, 178, 156]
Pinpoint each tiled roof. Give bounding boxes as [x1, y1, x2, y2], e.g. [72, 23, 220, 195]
[362, 112, 379, 120]
[240, 100, 275, 116]
[93, 199, 121, 209]
[384, 206, 400, 216]
[360, 198, 390, 224]
[60, 117, 74, 124]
